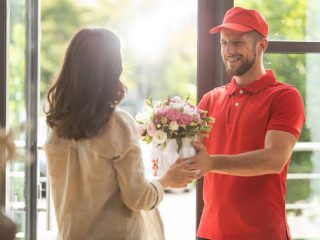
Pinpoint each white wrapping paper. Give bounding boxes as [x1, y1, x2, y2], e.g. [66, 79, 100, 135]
[151, 137, 196, 177]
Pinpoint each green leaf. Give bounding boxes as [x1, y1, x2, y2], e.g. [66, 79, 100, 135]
[206, 117, 215, 123]
[146, 97, 153, 108]
[144, 135, 152, 144]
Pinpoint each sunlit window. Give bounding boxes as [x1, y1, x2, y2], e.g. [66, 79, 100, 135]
[40, 0, 197, 239]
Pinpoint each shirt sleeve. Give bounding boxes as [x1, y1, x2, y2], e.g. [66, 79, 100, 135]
[198, 92, 209, 111]
[267, 87, 306, 139]
[198, 92, 212, 145]
[112, 113, 164, 211]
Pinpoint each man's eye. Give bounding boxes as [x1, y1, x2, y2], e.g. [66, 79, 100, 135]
[233, 41, 243, 45]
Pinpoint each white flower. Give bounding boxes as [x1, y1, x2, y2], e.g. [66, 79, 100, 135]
[172, 96, 183, 102]
[169, 121, 179, 131]
[169, 96, 185, 109]
[168, 102, 181, 109]
[183, 105, 197, 115]
[153, 130, 167, 144]
[135, 112, 149, 122]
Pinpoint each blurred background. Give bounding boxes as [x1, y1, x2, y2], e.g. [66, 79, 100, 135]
[3, 0, 320, 239]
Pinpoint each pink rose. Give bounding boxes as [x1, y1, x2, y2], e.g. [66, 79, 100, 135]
[179, 114, 193, 125]
[192, 114, 202, 124]
[146, 122, 156, 136]
[155, 107, 168, 123]
[165, 108, 182, 121]
[138, 125, 146, 136]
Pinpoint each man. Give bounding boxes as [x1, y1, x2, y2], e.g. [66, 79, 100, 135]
[190, 7, 305, 240]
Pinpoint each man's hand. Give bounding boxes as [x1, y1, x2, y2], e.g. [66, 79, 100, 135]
[182, 141, 212, 178]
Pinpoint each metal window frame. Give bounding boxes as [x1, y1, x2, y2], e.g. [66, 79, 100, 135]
[267, 41, 320, 53]
[0, 0, 8, 207]
[25, 0, 40, 239]
[1, 0, 39, 238]
[196, 0, 233, 231]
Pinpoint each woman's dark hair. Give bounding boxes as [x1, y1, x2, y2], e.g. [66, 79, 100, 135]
[45, 27, 126, 140]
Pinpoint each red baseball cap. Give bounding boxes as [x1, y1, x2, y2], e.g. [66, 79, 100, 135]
[209, 7, 269, 38]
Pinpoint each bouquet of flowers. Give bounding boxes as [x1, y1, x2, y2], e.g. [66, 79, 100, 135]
[136, 96, 214, 177]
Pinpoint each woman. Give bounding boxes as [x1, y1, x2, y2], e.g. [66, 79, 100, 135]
[44, 27, 197, 240]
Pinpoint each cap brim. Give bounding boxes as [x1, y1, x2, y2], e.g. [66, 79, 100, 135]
[209, 23, 253, 34]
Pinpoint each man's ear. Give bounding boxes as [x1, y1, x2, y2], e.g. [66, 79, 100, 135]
[259, 38, 268, 53]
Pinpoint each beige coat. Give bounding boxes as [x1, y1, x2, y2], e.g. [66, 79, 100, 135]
[44, 109, 165, 240]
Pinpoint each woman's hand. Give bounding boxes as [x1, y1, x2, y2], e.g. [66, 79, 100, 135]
[155, 140, 211, 188]
[159, 160, 198, 189]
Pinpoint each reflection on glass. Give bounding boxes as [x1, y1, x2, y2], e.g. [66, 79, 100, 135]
[235, 0, 320, 41]
[264, 53, 320, 239]
[7, 0, 27, 239]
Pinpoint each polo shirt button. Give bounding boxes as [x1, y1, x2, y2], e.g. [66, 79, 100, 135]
[239, 90, 244, 94]
[235, 102, 239, 107]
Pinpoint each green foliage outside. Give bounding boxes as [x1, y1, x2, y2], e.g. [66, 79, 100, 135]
[236, 0, 317, 216]
[8, 0, 27, 142]
[40, 0, 197, 116]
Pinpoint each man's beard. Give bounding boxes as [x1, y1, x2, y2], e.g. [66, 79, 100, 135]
[224, 52, 256, 77]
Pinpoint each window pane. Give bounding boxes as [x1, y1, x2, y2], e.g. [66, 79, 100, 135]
[235, 0, 320, 41]
[121, 1, 198, 237]
[7, 0, 27, 238]
[264, 53, 320, 142]
[287, 177, 320, 239]
[287, 178, 320, 204]
[265, 53, 320, 239]
[40, 1, 197, 239]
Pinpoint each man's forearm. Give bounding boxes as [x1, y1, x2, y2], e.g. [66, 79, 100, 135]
[209, 148, 288, 176]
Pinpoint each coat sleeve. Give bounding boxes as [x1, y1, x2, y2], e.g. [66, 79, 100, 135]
[112, 112, 164, 211]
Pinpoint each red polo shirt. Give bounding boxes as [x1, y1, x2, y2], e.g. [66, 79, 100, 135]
[197, 70, 305, 240]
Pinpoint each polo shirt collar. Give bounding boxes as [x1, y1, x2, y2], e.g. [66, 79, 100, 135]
[226, 70, 276, 95]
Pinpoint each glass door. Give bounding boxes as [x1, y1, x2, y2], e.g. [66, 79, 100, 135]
[7, 0, 29, 238]
[6, 0, 39, 239]
[39, 0, 198, 239]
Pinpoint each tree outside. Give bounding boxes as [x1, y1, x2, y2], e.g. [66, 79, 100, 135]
[40, 0, 198, 116]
